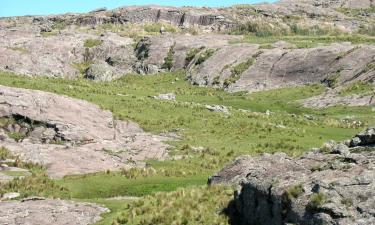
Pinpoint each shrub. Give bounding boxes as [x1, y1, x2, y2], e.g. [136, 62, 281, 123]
[121, 167, 157, 179]
[195, 49, 215, 65]
[286, 184, 304, 199]
[7, 132, 26, 142]
[52, 21, 67, 30]
[84, 39, 103, 48]
[212, 76, 221, 85]
[41, 31, 58, 37]
[322, 72, 341, 88]
[0, 147, 13, 160]
[232, 20, 289, 37]
[144, 23, 178, 33]
[308, 193, 326, 210]
[162, 44, 175, 70]
[185, 47, 205, 66]
[224, 57, 255, 88]
[71, 61, 92, 75]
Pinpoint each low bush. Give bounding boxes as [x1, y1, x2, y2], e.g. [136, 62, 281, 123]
[195, 49, 215, 65]
[84, 39, 103, 48]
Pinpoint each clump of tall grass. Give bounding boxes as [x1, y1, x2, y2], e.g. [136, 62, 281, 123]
[113, 185, 233, 225]
[0, 147, 70, 199]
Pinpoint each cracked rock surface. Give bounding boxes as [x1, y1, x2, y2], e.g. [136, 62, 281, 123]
[210, 127, 375, 225]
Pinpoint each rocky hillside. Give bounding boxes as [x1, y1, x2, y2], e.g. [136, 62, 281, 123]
[210, 127, 375, 225]
[0, 1, 375, 224]
[0, 0, 374, 103]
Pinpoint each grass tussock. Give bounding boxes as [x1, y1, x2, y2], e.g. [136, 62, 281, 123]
[113, 185, 233, 225]
[0, 147, 70, 199]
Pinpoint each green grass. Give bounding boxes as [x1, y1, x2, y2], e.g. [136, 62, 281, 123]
[224, 57, 256, 87]
[195, 49, 216, 65]
[1, 170, 29, 177]
[41, 31, 59, 37]
[58, 172, 207, 199]
[113, 185, 233, 225]
[235, 35, 375, 48]
[72, 61, 93, 75]
[7, 47, 29, 54]
[162, 44, 175, 70]
[7, 132, 26, 142]
[308, 193, 326, 210]
[91, 199, 133, 225]
[143, 23, 178, 33]
[0, 147, 69, 199]
[0, 71, 371, 158]
[84, 39, 104, 48]
[0, 70, 374, 224]
[0, 146, 14, 160]
[339, 81, 374, 96]
[185, 47, 204, 66]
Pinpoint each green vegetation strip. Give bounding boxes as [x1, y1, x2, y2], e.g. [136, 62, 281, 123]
[234, 35, 375, 48]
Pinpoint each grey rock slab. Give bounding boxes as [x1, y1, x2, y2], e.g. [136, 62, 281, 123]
[0, 199, 108, 225]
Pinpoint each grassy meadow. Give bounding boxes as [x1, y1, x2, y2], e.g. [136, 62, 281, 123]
[0, 70, 374, 224]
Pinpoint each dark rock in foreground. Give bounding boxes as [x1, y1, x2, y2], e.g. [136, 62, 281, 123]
[210, 127, 375, 225]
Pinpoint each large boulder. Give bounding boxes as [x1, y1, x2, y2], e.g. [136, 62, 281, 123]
[0, 85, 172, 178]
[350, 127, 375, 147]
[85, 62, 123, 81]
[210, 128, 375, 225]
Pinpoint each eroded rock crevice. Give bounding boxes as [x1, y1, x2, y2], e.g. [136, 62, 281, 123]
[0, 114, 73, 145]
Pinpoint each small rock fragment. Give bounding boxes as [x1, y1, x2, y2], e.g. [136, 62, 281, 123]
[153, 93, 176, 101]
[205, 105, 229, 114]
[1, 192, 20, 200]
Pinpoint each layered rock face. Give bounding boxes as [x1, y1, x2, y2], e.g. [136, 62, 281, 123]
[210, 127, 375, 225]
[188, 43, 375, 93]
[136, 36, 375, 93]
[0, 85, 172, 178]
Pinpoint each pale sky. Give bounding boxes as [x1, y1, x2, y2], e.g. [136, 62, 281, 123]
[0, 0, 277, 17]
